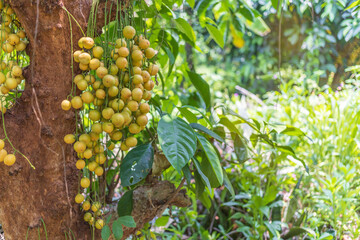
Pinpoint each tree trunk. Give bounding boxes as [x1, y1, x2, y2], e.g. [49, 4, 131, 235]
[0, 1, 191, 239]
[0, 0, 94, 239]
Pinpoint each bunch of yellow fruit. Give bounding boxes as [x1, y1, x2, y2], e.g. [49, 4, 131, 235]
[0, 139, 16, 166]
[0, 3, 28, 111]
[62, 25, 158, 229]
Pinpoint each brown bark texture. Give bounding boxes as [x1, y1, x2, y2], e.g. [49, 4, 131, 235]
[0, 1, 190, 239]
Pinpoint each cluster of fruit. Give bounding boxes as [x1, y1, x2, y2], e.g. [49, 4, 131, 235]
[61, 25, 158, 230]
[0, 3, 27, 108]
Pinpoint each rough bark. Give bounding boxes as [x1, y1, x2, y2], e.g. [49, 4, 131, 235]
[0, 0, 94, 239]
[0, 1, 190, 239]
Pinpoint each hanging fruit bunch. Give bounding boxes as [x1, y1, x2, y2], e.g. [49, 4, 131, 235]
[0, 2, 29, 168]
[61, 17, 158, 230]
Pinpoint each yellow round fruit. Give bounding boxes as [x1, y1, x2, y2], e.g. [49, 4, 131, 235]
[136, 114, 148, 126]
[75, 193, 85, 203]
[127, 100, 139, 112]
[118, 47, 129, 57]
[64, 134, 76, 144]
[89, 58, 101, 70]
[93, 98, 104, 106]
[108, 86, 119, 97]
[90, 132, 100, 141]
[132, 88, 143, 102]
[78, 37, 86, 48]
[17, 30, 26, 39]
[116, 57, 128, 69]
[89, 217, 95, 225]
[141, 70, 150, 83]
[89, 110, 101, 121]
[148, 64, 159, 76]
[73, 74, 84, 84]
[121, 88, 132, 100]
[95, 153, 106, 164]
[79, 134, 91, 145]
[125, 137, 137, 148]
[77, 79, 88, 91]
[78, 52, 91, 65]
[103, 74, 115, 88]
[81, 91, 94, 104]
[144, 80, 155, 91]
[140, 103, 150, 113]
[1, 86, 9, 94]
[80, 177, 91, 188]
[92, 123, 103, 134]
[95, 219, 104, 230]
[11, 66, 22, 77]
[76, 159, 86, 170]
[102, 122, 114, 134]
[91, 202, 101, 212]
[111, 113, 125, 127]
[129, 123, 141, 134]
[83, 149, 93, 159]
[131, 50, 143, 62]
[85, 75, 96, 84]
[116, 38, 127, 48]
[110, 131, 123, 141]
[109, 64, 119, 75]
[93, 46, 104, 59]
[94, 145, 105, 154]
[83, 37, 95, 49]
[0, 139, 5, 150]
[95, 89, 106, 99]
[15, 41, 27, 51]
[74, 141, 86, 153]
[7, 34, 20, 45]
[71, 96, 83, 109]
[139, 39, 150, 49]
[88, 161, 98, 172]
[94, 166, 104, 176]
[74, 50, 82, 62]
[108, 142, 115, 150]
[123, 26, 136, 39]
[0, 72, 5, 84]
[84, 212, 92, 222]
[0, 149, 7, 162]
[145, 47, 156, 59]
[96, 66, 108, 79]
[132, 74, 143, 85]
[3, 153, 15, 166]
[82, 201, 91, 211]
[121, 142, 130, 151]
[112, 99, 124, 112]
[102, 108, 115, 120]
[5, 78, 18, 90]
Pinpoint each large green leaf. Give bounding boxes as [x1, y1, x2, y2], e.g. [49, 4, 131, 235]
[174, 18, 196, 43]
[283, 227, 316, 239]
[112, 219, 123, 240]
[101, 225, 111, 240]
[193, 158, 213, 195]
[187, 71, 211, 109]
[234, 134, 247, 163]
[120, 144, 154, 187]
[117, 190, 133, 217]
[190, 123, 224, 142]
[206, 24, 224, 48]
[158, 116, 197, 173]
[117, 216, 136, 228]
[196, 133, 223, 185]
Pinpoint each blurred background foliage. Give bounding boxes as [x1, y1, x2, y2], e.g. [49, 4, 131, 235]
[129, 0, 360, 239]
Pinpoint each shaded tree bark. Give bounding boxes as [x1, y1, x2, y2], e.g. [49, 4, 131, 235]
[0, 1, 190, 239]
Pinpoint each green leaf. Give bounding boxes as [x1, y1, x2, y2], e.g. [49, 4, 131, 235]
[178, 107, 198, 123]
[174, 18, 196, 43]
[186, 0, 195, 8]
[187, 71, 211, 109]
[182, 164, 192, 186]
[205, 24, 224, 48]
[120, 144, 154, 187]
[112, 219, 123, 240]
[193, 158, 213, 194]
[233, 134, 247, 163]
[281, 126, 305, 136]
[117, 216, 136, 228]
[283, 227, 316, 239]
[219, 116, 241, 135]
[196, 133, 223, 185]
[117, 190, 133, 217]
[194, 170, 205, 196]
[101, 225, 111, 240]
[235, 13, 270, 36]
[155, 216, 170, 227]
[190, 123, 224, 142]
[158, 116, 197, 173]
[345, 0, 360, 10]
[223, 170, 235, 197]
